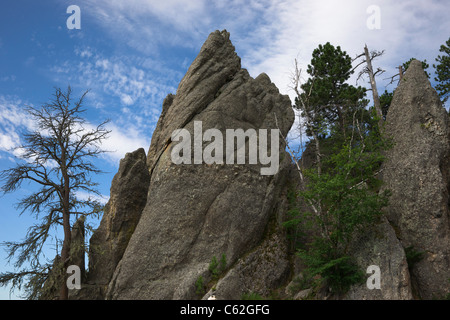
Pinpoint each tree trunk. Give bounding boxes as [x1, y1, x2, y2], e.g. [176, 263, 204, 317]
[59, 213, 71, 300]
[399, 65, 404, 81]
[364, 45, 383, 127]
[59, 153, 71, 300]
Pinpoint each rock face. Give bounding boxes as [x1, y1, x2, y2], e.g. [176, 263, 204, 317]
[68, 36, 449, 301]
[381, 60, 450, 299]
[70, 216, 86, 279]
[80, 148, 150, 298]
[202, 189, 293, 300]
[204, 231, 291, 300]
[44, 217, 86, 300]
[344, 217, 413, 300]
[104, 30, 294, 299]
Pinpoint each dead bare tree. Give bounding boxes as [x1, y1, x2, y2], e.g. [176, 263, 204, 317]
[353, 45, 385, 125]
[276, 58, 329, 238]
[0, 86, 110, 299]
[384, 65, 404, 87]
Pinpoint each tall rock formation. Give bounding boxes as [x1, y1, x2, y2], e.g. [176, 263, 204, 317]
[68, 36, 449, 301]
[105, 30, 295, 299]
[382, 60, 450, 299]
[72, 148, 150, 299]
[88, 148, 150, 286]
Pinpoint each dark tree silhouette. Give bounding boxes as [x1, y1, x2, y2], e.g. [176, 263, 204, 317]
[0, 86, 110, 299]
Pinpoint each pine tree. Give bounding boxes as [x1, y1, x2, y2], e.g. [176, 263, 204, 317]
[288, 43, 391, 296]
[433, 37, 450, 104]
[297, 42, 367, 141]
[379, 90, 393, 120]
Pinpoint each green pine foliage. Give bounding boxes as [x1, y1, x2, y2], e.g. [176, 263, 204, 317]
[208, 256, 219, 278]
[296, 118, 391, 293]
[219, 253, 227, 273]
[208, 254, 227, 280]
[288, 41, 393, 297]
[404, 246, 425, 271]
[296, 138, 390, 293]
[433, 37, 450, 103]
[195, 276, 205, 297]
[379, 90, 393, 120]
[241, 292, 264, 300]
[297, 42, 367, 140]
[297, 241, 364, 295]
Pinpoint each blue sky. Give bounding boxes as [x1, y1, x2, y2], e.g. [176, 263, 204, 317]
[0, 0, 449, 299]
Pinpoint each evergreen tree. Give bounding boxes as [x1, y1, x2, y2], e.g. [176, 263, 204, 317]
[297, 42, 367, 141]
[288, 43, 391, 296]
[379, 90, 393, 120]
[433, 37, 450, 104]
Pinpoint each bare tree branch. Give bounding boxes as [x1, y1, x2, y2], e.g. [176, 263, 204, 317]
[0, 86, 111, 300]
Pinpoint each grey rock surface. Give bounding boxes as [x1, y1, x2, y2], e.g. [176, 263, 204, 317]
[105, 30, 295, 299]
[46, 217, 86, 300]
[382, 59, 450, 299]
[83, 148, 150, 298]
[67, 38, 450, 301]
[70, 216, 86, 279]
[344, 217, 413, 300]
[202, 224, 291, 300]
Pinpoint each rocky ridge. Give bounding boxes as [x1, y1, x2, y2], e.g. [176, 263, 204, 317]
[71, 32, 449, 300]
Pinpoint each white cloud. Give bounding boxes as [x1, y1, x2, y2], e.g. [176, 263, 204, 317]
[83, 0, 210, 53]
[77, 47, 93, 58]
[0, 96, 36, 153]
[0, 132, 17, 151]
[52, 49, 176, 117]
[239, 0, 450, 101]
[100, 122, 149, 164]
[0, 94, 149, 167]
[75, 190, 109, 205]
[0, 96, 34, 130]
[120, 94, 134, 106]
[0, 75, 16, 82]
[79, 0, 449, 102]
[48, 0, 450, 159]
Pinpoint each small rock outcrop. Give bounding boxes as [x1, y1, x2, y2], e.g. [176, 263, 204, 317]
[381, 59, 450, 299]
[43, 216, 85, 300]
[344, 217, 413, 300]
[203, 231, 291, 300]
[105, 30, 295, 299]
[75, 148, 150, 299]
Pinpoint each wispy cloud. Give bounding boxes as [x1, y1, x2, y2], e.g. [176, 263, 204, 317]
[49, 47, 180, 163]
[0, 94, 149, 166]
[78, 0, 449, 100]
[0, 96, 34, 154]
[99, 122, 149, 164]
[82, 0, 210, 54]
[238, 0, 450, 101]
[53, 49, 176, 110]
[75, 190, 109, 205]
